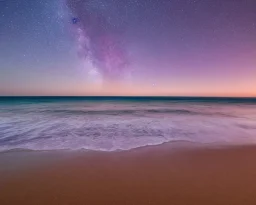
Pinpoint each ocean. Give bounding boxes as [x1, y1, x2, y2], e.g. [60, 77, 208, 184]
[0, 97, 256, 152]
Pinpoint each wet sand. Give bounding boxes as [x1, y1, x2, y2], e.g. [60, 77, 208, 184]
[1, 142, 256, 205]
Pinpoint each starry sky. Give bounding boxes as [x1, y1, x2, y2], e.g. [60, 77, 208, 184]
[0, 0, 256, 96]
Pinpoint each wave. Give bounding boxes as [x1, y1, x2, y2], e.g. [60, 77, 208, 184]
[0, 140, 220, 154]
[0, 100, 256, 152]
[38, 108, 237, 118]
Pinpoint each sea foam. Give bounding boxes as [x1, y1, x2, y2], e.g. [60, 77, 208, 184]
[0, 97, 256, 152]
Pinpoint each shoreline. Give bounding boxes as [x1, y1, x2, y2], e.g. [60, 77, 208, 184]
[0, 141, 240, 174]
[2, 142, 256, 204]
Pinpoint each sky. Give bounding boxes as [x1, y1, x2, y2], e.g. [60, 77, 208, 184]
[0, 0, 256, 96]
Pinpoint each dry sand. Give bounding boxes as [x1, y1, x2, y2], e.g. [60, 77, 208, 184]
[1, 142, 256, 205]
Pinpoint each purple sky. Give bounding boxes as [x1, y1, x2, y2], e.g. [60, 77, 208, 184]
[0, 0, 255, 96]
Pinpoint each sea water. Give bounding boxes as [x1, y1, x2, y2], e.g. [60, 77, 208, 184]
[0, 97, 256, 152]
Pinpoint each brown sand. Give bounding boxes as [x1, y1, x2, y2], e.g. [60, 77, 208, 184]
[1, 143, 256, 205]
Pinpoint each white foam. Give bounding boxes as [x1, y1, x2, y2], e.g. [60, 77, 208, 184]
[0, 101, 256, 152]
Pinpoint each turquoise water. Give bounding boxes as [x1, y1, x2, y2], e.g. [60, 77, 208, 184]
[0, 97, 256, 151]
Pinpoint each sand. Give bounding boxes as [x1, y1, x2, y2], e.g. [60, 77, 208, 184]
[1, 142, 256, 205]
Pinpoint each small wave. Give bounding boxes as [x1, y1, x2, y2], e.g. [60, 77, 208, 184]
[236, 124, 256, 130]
[40, 108, 236, 117]
[1, 100, 256, 152]
[0, 140, 206, 153]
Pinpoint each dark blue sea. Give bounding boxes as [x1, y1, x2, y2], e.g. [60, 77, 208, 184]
[0, 97, 256, 151]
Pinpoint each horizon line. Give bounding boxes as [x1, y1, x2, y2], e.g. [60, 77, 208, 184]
[0, 96, 256, 99]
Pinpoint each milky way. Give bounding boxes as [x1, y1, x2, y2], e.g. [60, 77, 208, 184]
[0, 0, 256, 95]
[66, 0, 129, 79]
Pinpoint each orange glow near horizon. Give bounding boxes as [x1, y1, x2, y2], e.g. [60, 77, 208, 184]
[1, 78, 255, 97]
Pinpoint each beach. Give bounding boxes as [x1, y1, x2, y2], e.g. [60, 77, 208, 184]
[1, 0, 256, 202]
[2, 142, 256, 205]
[1, 97, 256, 204]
